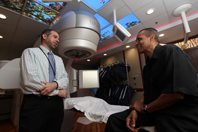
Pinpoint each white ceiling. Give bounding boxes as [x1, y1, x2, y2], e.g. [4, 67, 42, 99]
[0, 0, 198, 68]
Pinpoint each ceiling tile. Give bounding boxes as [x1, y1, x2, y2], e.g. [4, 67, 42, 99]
[60, 1, 96, 16]
[133, 0, 166, 23]
[18, 15, 49, 35]
[105, 5, 132, 24]
[0, 23, 16, 35]
[188, 2, 198, 14]
[159, 24, 185, 44]
[127, 23, 145, 36]
[0, 6, 21, 27]
[188, 17, 198, 37]
[163, 0, 192, 11]
[78, 2, 96, 15]
[11, 37, 35, 49]
[97, 0, 125, 19]
[168, 3, 198, 22]
[14, 28, 39, 42]
[59, 2, 81, 16]
[126, 23, 145, 43]
[190, 0, 198, 4]
[123, 0, 154, 12]
[142, 12, 170, 28]
[158, 18, 198, 44]
[0, 48, 23, 60]
[97, 36, 119, 51]
[0, 48, 12, 60]
[0, 34, 13, 48]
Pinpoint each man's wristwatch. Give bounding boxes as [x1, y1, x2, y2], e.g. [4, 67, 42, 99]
[54, 81, 58, 89]
[142, 104, 148, 113]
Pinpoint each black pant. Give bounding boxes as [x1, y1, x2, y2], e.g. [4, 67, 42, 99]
[105, 109, 155, 132]
[19, 94, 64, 132]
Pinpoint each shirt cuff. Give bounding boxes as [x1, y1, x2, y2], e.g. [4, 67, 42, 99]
[48, 89, 59, 96]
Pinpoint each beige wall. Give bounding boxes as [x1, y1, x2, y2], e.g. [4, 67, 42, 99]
[125, 48, 143, 89]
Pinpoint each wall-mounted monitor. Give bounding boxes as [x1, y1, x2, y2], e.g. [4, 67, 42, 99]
[113, 23, 131, 44]
[79, 70, 99, 89]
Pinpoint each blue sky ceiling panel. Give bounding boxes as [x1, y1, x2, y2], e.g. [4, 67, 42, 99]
[82, 0, 111, 11]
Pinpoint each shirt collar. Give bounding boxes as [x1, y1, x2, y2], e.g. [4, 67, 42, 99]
[151, 44, 162, 59]
[146, 44, 162, 64]
[39, 45, 54, 55]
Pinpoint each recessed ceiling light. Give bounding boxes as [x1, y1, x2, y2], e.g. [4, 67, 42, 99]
[104, 53, 107, 56]
[0, 14, 6, 19]
[87, 59, 90, 61]
[147, 8, 155, 15]
[159, 34, 164, 37]
[126, 45, 130, 48]
[0, 35, 3, 38]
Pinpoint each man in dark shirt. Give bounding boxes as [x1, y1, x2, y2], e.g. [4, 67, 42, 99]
[105, 27, 198, 132]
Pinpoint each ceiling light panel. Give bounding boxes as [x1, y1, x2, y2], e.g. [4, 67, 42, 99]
[147, 8, 155, 14]
[0, 14, 6, 19]
[159, 34, 164, 37]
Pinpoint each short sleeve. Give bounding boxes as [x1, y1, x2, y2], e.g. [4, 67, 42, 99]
[161, 46, 198, 97]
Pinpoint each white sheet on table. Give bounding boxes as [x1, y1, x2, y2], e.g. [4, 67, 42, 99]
[64, 96, 129, 123]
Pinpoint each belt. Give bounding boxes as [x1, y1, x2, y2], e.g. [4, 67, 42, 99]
[24, 94, 59, 99]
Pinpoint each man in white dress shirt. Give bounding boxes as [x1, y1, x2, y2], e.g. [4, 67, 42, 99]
[19, 29, 69, 132]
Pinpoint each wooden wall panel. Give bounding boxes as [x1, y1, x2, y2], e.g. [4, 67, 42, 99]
[184, 46, 198, 72]
[100, 52, 123, 66]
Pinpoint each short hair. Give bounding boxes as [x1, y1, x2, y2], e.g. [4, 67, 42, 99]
[41, 29, 57, 42]
[139, 27, 160, 43]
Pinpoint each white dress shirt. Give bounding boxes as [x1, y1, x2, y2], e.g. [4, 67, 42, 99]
[20, 45, 69, 96]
